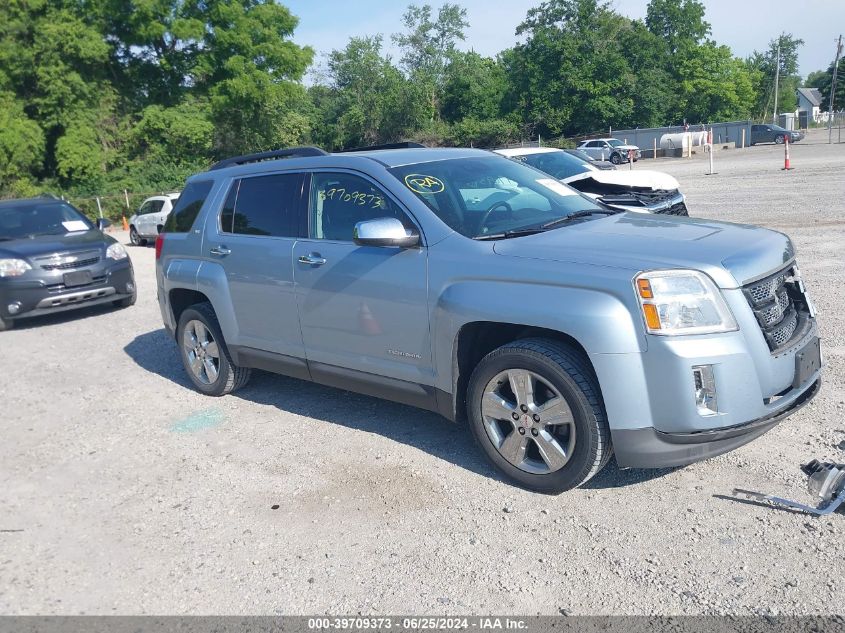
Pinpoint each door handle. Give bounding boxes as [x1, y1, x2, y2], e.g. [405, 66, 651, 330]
[210, 246, 231, 256]
[298, 253, 327, 266]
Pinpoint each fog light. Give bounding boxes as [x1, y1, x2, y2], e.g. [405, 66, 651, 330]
[693, 365, 718, 416]
[126, 282, 135, 294]
[7, 302, 21, 315]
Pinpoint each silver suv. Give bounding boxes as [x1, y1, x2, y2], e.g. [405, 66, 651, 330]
[155, 146, 822, 493]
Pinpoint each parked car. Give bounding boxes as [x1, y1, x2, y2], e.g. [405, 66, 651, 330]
[129, 193, 180, 246]
[577, 138, 641, 164]
[563, 148, 615, 170]
[496, 147, 688, 215]
[750, 124, 804, 145]
[0, 196, 136, 331]
[156, 146, 821, 493]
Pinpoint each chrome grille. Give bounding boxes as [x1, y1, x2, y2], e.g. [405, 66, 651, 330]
[746, 272, 787, 306]
[743, 264, 810, 353]
[770, 310, 798, 348]
[41, 256, 100, 271]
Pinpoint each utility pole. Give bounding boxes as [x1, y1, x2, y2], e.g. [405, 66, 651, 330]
[772, 37, 781, 125]
[829, 34, 843, 144]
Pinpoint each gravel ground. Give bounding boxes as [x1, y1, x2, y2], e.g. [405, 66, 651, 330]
[1, 128, 844, 615]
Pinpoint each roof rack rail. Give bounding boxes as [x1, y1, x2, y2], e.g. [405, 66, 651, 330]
[209, 146, 328, 171]
[339, 141, 427, 152]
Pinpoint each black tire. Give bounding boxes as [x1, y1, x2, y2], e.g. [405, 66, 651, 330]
[467, 338, 611, 494]
[774, 134, 784, 144]
[129, 226, 143, 246]
[177, 302, 251, 396]
[113, 293, 136, 309]
[610, 152, 622, 165]
[0, 315, 12, 332]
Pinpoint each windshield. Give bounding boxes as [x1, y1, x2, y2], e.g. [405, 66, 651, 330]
[388, 155, 604, 239]
[0, 201, 94, 240]
[512, 151, 595, 181]
[607, 139, 625, 147]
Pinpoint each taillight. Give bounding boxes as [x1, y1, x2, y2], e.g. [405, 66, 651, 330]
[155, 233, 165, 260]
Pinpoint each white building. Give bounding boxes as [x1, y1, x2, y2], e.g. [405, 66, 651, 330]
[797, 87, 823, 123]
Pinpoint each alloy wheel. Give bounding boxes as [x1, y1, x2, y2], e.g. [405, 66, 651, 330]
[481, 369, 576, 474]
[182, 319, 221, 385]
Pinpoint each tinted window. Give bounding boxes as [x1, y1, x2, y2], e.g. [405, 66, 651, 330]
[151, 200, 164, 213]
[164, 180, 213, 233]
[310, 172, 412, 241]
[137, 201, 152, 215]
[219, 173, 303, 237]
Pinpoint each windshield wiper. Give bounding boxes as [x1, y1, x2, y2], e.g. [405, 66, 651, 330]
[473, 227, 548, 241]
[541, 208, 621, 229]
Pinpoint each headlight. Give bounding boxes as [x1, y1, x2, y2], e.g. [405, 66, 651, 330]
[0, 258, 32, 278]
[106, 243, 128, 260]
[634, 270, 737, 335]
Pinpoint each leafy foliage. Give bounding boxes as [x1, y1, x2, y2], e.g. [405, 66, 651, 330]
[0, 0, 795, 203]
[805, 59, 845, 111]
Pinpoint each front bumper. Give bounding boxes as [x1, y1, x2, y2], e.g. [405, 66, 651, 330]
[613, 377, 821, 468]
[0, 260, 135, 322]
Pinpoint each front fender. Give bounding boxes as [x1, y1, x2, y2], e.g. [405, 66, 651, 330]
[431, 279, 645, 394]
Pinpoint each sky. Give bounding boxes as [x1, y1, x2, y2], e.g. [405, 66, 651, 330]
[285, 0, 845, 79]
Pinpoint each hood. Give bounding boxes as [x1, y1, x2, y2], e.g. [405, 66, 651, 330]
[0, 229, 114, 260]
[563, 169, 679, 191]
[492, 213, 794, 288]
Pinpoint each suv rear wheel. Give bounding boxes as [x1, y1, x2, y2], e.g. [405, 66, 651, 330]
[177, 302, 251, 396]
[467, 338, 611, 494]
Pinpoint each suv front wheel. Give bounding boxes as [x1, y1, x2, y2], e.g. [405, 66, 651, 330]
[610, 152, 622, 165]
[467, 338, 611, 494]
[177, 302, 251, 396]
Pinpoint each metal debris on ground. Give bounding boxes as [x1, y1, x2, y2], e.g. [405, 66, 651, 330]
[733, 460, 845, 517]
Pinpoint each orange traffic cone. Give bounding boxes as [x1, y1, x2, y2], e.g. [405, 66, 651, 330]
[782, 136, 793, 171]
[122, 216, 129, 230]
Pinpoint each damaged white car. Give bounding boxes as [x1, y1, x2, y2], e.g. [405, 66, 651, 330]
[495, 147, 688, 216]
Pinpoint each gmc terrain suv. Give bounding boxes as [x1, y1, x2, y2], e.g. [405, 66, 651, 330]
[156, 146, 822, 493]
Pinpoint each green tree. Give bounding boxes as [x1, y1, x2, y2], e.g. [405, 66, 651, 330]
[747, 34, 804, 119]
[675, 42, 758, 122]
[645, 0, 710, 55]
[312, 35, 423, 149]
[805, 59, 845, 111]
[442, 51, 508, 122]
[504, 0, 637, 137]
[392, 3, 469, 120]
[0, 93, 46, 191]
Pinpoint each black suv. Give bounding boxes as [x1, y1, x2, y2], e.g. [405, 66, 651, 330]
[750, 124, 804, 145]
[0, 197, 136, 331]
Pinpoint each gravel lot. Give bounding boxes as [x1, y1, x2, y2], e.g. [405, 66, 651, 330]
[1, 128, 844, 616]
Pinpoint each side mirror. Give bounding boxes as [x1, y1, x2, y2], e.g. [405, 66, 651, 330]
[96, 218, 112, 230]
[353, 218, 419, 248]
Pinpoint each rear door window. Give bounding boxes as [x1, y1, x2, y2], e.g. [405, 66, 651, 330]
[220, 173, 304, 237]
[164, 180, 214, 233]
